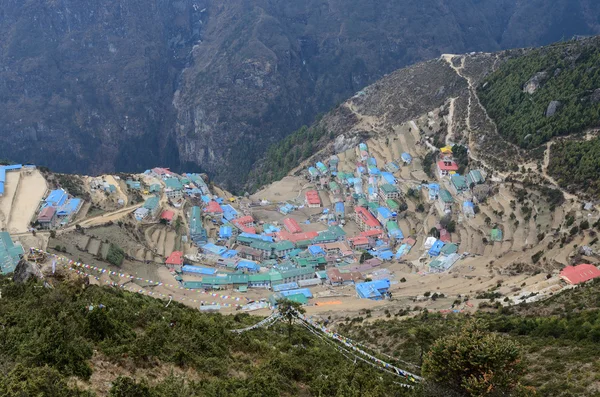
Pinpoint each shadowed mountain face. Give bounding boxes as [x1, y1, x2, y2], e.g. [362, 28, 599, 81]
[1, 0, 599, 189]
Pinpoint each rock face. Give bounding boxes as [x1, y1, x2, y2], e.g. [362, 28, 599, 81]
[523, 72, 548, 94]
[12, 259, 43, 284]
[546, 101, 562, 117]
[1, 0, 600, 189]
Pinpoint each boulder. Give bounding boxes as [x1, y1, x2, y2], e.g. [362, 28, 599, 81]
[546, 100, 561, 117]
[523, 72, 547, 94]
[12, 259, 44, 284]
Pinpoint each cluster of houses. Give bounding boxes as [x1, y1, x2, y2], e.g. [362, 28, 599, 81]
[36, 189, 83, 229]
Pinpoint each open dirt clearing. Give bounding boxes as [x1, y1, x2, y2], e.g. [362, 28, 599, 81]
[7, 170, 47, 233]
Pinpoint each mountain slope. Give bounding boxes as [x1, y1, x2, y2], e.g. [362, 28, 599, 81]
[0, 274, 411, 396]
[1, 1, 600, 189]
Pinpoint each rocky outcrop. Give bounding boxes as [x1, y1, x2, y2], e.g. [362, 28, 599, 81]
[523, 72, 548, 94]
[546, 101, 562, 117]
[12, 259, 43, 284]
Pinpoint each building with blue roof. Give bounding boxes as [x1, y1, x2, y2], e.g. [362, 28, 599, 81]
[428, 183, 440, 201]
[463, 201, 475, 218]
[44, 189, 68, 208]
[280, 288, 313, 299]
[381, 172, 396, 185]
[272, 282, 299, 292]
[376, 207, 394, 224]
[202, 243, 227, 256]
[236, 260, 260, 273]
[401, 153, 412, 164]
[221, 204, 238, 221]
[0, 168, 5, 196]
[219, 226, 233, 239]
[356, 279, 390, 300]
[428, 239, 445, 257]
[182, 265, 217, 276]
[308, 245, 326, 257]
[335, 202, 345, 219]
[57, 198, 82, 217]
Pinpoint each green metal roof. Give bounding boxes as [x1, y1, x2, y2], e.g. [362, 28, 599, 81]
[491, 229, 503, 242]
[386, 199, 400, 210]
[183, 281, 205, 289]
[143, 196, 160, 210]
[312, 231, 337, 243]
[279, 267, 315, 279]
[295, 240, 312, 248]
[149, 183, 161, 192]
[380, 184, 398, 194]
[329, 181, 340, 191]
[295, 257, 326, 268]
[328, 225, 346, 238]
[0, 232, 23, 275]
[165, 178, 183, 190]
[441, 243, 458, 255]
[273, 240, 295, 252]
[250, 241, 273, 251]
[238, 286, 248, 292]
[248, 274, 271, 282]
[451, 174, 468, 191]
[269, 272, 283, 282]
[386, 220, 400, 231]
[285, 293, 308, 304]
[439, 189, 454, 204]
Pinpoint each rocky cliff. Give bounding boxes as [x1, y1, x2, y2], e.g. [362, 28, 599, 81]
[1, 0, 600, 189]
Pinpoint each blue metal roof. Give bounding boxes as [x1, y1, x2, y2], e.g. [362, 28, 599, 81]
[219, 226, 232, 239]
[335, 202, 345, 213]
[182, 265, 217, 275]
[356, 279, 390, 300]
[272, 282, 299, 292]
[239, 233, 274, 243]
[377, 207, 393, 219]
[57, 198, 81, 216]
[0, 168, 6, 183]
[428, 239, 445, 257]
[401, 153, 412, 163]
[281, 288, 313, 298]
[45, 189, 68, 207]
[236, 260, 260, 272]
[2, 164, 22, 171]
[381, 172, 396, 185]
[308, 245, 326, 256]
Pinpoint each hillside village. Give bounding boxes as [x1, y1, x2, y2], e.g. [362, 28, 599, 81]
[1, 101, 600, 319]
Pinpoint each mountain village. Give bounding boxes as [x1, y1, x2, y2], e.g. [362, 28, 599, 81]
[1, 102, 599, 319]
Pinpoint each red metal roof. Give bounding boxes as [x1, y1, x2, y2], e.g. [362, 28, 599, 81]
[348, 236, 369, 246]
[204, 201, 223, 213]
[437, 160, 459, 171]
[560, 264, 600, 285]
[37, 206, 56, 222]
[360, 228, 384, 238]
[439, 229, 451, 243]
[160, 210, 175, 221]
[276, 230, 318, 243]
[355, 206, 381, 228]
[165, 251, 183, 265]
[305, 190, 321, 205]
[283, 218, 302, 233]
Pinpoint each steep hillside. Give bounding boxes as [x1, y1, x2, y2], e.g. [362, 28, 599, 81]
[339, 278, 600, 396]
[2, 1, 600, 189]
[0, 275, 411, 396]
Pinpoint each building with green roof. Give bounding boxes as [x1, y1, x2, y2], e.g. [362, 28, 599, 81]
[450, 174, 468, 193]
[165, 178, 183, 191]
[279, 267, 316, 283]
[0, 232, 24, 274]
[490, 229, 503, 242]
[149, 183, 161, 193]
[379, 183, 400, 200]
[386, 198, 400, 211]
[143, 196, 161, 217]
[440, 243, 458, 255]
[273, 240, 295, 257]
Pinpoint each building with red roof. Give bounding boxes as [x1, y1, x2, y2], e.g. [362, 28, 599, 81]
[37, 206, 56, 229]
[347, 236, 370, 249]
[276, 230, 318, 244]
[437, 160, 459, 177]
[165, 251, 183, 270]
[160, 210, 175, 224]
[360, 229, 384, 238]
[354, 206, 381, 231]
[283, 218, 302, 233]
[439, 229, 451, 243]
[305, 190, 321, 208]
[204, 201, 223, 215]
[560, 264, 600, 285]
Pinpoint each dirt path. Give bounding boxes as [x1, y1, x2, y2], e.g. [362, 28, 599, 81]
[8, 170, 48, 233]
[445, 97, 457, 145]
